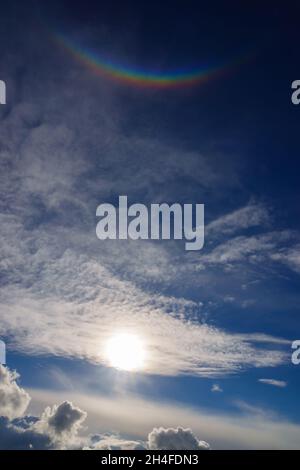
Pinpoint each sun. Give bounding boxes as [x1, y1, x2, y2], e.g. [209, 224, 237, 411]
[104, 332, 146, 371]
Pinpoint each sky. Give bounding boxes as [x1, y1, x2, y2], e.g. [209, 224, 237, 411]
[0, 0, 300, 450]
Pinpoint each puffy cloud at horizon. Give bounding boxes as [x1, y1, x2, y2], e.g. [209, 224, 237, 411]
[0, 365, 299, 450]
[0, 365, 211, 450]
[34, 401, 87, 448]
[85, 428, 210, 451]
[148, 426, 210, 450]
[0, 365, 87, 449]
[28, 385, 300, 450]
[84, 434, 145, 450]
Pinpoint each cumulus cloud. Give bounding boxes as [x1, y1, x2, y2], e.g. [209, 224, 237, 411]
[148, 426, 210, 450]
[34, 401, 87, 448]
[0, 405, 86, 450]
[85, 429, 210, 451]
[0, 365, 31, 419]
[0, 366, 212, 450]
[29, 386, 300, 450]
[0, 417, 50, 450]
[0, 80, 294, 380]
[258, 379, 287, 388]
[0, 366, 87, 449]
[201, 231, 293, 266]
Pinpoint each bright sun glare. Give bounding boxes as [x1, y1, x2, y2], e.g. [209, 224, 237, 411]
[104, 333, 146, 371]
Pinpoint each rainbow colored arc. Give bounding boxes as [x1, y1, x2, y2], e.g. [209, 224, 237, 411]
[55, 34, 226, 89]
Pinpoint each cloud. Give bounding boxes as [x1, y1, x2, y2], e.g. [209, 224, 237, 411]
[0, 366, 87, 449]
[0, 417, 50, 450]
[41, 401, 87, 434]
[148, 427, 210, 450]
[201, 231, 293, 266]
[0, 365, 31, 419]
[211, 384, 223, 393]
[34, 401, 87, 448]
[85, 434, 145, 450]
[0, 402, 87, 450]
[195, 204, 300, 280]
[0, 20, 297, 383]
[0, 12, 298, 452]
[0, 281, 287, 377]
[237, 333, 290, 346]
[258, 379, 287, 388]
[270, 245, 300, 273]
[0, 366, 213, 450]
[29, 387, 300, 449]
[206, 202, 270, 237]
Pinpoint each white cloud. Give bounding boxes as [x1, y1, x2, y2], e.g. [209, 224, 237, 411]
[0, 417, 50, 450]
[148, 426, 210, 450]
[270, 245, 300, 273]
[0, 402, 87, 450]
[0, 279, 287, 377]
[0, 365, 31, 419]
[0, 217, 288, 378]
[85, 434, 145, 450]
[0, 366, 212, 450]
[29, 387, 300, 449]
[201, 232, 292, 266]
[0, 367, 87, 449]
[258, 379, 287, 388]
[0, 366, 87, 449]
[211, 384, 223, 393]
[206, 202, 270, 237]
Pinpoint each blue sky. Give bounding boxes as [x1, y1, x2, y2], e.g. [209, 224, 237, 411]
[0, 1, 300, 449]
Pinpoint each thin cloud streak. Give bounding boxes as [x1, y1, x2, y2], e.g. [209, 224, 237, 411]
[258, 379, 287, 388]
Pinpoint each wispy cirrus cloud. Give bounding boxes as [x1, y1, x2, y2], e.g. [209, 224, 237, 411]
[270, 245, 300, 273]
[0, 26, 297, 381]
[200, 231, 295, 267]
[0, 196, 291, 379]
[206, 202, 271, 238]
[258, 379, 287, 388]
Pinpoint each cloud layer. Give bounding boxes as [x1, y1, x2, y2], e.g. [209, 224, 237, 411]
[0, 23, 297, 380]
[1, 365, 299, 450]
[0, 242, 287, 377]
[0, 365, 211, 450]
[258, 379, 287, 388]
